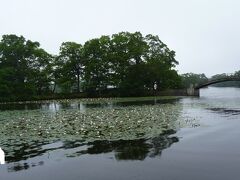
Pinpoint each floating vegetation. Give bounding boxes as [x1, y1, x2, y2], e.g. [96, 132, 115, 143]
[0, 104, 182, 142]
[0, 98, 200, 163]
[0, 96, 181, 105]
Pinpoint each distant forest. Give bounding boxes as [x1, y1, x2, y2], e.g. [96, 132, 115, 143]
[0, 32, 239, 101]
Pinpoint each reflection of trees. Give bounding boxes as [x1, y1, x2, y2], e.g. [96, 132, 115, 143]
[7, 161, 44, 172]
[207, 108, 240, 116]
[5, 129, 178, 172]
[5, 141, 54, 163]
[1, 97, 182, 172]
[148, 131, 179, 158]
[0, 103, 42, 111]
[0, 97, 180, 111]
[5, 141, 53, 172]
[85, 139, 150, 161]
[67, 129, 179, 161]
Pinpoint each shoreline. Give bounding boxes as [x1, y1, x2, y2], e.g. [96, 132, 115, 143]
[0, 89, 194, 104]
[0, 95, 185, 105]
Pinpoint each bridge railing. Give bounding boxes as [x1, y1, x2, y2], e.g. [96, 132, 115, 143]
[195, 75, 240, 89]
[210, 73, 239, 81]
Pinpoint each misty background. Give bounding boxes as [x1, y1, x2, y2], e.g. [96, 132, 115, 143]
[1, 0, 240, 76]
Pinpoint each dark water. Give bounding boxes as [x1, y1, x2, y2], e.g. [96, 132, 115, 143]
[0, 87, 240, 180]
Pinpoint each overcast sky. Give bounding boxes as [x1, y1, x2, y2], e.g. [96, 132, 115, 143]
[1, 0, 240, 76]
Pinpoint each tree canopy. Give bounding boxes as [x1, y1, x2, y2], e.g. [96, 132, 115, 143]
[210, 71, 240, 87]
[0, 32, 182, 101]
[0, 35, 53, 100]
[180, 73, 208, 88]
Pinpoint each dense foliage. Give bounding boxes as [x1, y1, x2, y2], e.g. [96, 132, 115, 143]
[210, 71, 240, 87]
[181, 71, 240, 88]
[0, 35, 53, 101]
[0, 32, 181, 101]
[180, 73, 208, 88]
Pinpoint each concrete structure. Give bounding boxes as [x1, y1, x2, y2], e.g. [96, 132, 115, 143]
[187, 77, 240, 96]
[187, 84, 199, 96]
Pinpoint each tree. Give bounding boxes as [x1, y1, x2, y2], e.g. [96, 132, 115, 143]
[144, 34, 180, 90]
[57, 42, 83, 93]
[83, 36, 111, 94]
[0, 32, 183, 100]
[110, 32, 148, 88]
[210, 73, 240, 87]
[181, 73, 208, 88]
[27, 48, 53, 95]
[0, 34, 53, 99]
[118, 33, 181, 93]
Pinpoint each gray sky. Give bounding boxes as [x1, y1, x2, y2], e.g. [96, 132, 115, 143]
[1, 0, 240, 76]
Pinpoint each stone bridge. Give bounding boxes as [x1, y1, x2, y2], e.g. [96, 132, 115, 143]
[187, 77, 240, 96]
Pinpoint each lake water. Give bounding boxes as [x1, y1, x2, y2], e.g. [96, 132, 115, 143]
[0, 87, 240, 180]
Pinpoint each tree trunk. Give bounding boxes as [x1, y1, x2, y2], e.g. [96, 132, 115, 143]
[52, 82, 56, 93]
[77, 72, 80, 93]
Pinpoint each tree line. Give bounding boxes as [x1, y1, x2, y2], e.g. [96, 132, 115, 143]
[210, 72, 240, 87]
[0, 32, 182, 101]
[181, 71, 240, 88]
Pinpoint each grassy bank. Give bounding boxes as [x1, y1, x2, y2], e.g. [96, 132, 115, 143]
[0, 89, 188, 103]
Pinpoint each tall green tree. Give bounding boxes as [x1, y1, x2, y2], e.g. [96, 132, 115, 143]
[0, 34, 53, 98]
[144, 34, 179, 90]
[57, 42, 83, 93]
[181, 73, 208, 88]
[83, 36, 111, 94]
[0, 32, 183, 100]
[27, 48, 54, 95]
[110, 32, 148, 89]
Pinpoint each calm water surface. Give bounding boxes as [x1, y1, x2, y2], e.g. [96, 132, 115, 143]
[0, 87, 240, 180]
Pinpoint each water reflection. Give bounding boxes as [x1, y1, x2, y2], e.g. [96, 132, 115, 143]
[1, 88, 240, 179]
[0, 97, 183, 173]
[5, 141, 57, 163]
[6, 129, 178, 172]
[206, 108, 240, 116]
[7, 161, 44, 172]
[0, 98, 180, 112]
[0, 103, 43, 111]
[4, 131, 178, 163]
[66, 129, 178, 161]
